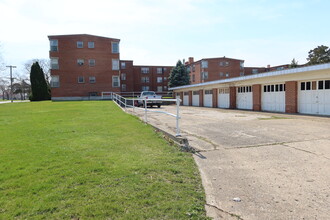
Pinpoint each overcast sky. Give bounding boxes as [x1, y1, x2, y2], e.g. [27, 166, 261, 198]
[1, 0, 329, 76]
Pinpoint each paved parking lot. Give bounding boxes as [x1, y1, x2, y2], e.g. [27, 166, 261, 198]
[128, 106, 330, 220]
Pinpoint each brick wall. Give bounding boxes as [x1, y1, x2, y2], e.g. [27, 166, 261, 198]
[252, 84, 261, 111]
[212, 88, 218, 108]
[49, 34, 121, 98]
[285, 81, 298, 113]
[199, 90, 204, 107]
[229, 86, 236, 109]
[189, 91, 192, 106]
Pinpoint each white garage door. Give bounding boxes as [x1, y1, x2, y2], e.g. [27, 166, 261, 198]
[183, 92, 189, 106]
[203, 90, 213, 107]
[237, 86, 253, 110]
[218, 88, 230, 108]
[192, 91, 199, 106]
[299, 80, 330, 115]
[262, 84, 285, 112]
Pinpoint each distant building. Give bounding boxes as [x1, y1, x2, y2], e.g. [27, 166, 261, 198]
[185, 57, 245, 84]
[48, 34, 173, 101]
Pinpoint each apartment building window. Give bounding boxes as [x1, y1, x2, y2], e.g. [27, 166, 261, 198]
[121, 62, 126, 69]
[121, 73, 126, 80]
[240, 61, 244, 70]
[141, 77, 149, 83]
[164, 77, 167, 81]
[112, 59, 119, 70]
[88, 41, 94, 48]
[142, 86, 150, 91]
[201, 60, 208, 68]
[186, 66, 191, 73]
[252, 69, 258, 74]
[164, 86, 167, 90]
[240, 72, 244, 76]
[50, 58, 59, 69]
[78, 76, 84, 83]
[192, 65, 195, 72]
[50, 75, 59, 88]
[89, 76, 96, 83]
[157, 68, 163, 74]
[225, 72, 229, 77]
[141, 67, 149, 74]
[220, 61, 229, 66]
[157, 86, 163, 92]
[157, 77, 163, 83]
[201, 72, 208, 80]
[77, 41, 83, 48]
[112, 42, 119, 53]
[112, 76, 120, 87]
[121, 84, 126, 91]
[77, 59, 84, 66]
[50, 39, 58, 52]
[89, 59, 95, 67]
[220, 72, 224, 77]
[192, 74, 195, 82]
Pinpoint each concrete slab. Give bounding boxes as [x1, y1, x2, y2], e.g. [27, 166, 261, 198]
[127, 106, 330, 220]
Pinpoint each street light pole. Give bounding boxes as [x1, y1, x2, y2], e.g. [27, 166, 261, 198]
[6, 65, 16, 103]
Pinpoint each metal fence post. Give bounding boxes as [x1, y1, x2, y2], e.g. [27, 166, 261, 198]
[176, 97, 181, 137]
[125, 98, 127, 111]
[144, 98, 147, 123]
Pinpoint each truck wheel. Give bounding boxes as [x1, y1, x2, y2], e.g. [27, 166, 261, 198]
[157, 104, 161, 108]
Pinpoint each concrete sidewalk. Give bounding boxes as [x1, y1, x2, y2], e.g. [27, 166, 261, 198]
[127, 106, 330, 220]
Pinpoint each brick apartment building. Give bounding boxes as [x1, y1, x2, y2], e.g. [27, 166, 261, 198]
[48, 34, 173, 100]
[185, 57, 291, 85]
[119, 60, 172, 93]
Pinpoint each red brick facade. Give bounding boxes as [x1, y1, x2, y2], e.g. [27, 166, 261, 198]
[212, 88, 218, 108]
[229, 87, 236, 109]
[199, 90, 204, 107]
[188, 91, 192, 106]
[186, 57, 244, 84]
[285, 81, 298, 113]
[252, 84, 262, 111]
[49, 34, 121, 99]
[48, 34, 173, 100]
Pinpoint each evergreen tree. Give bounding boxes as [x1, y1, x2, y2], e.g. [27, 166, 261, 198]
[307, 45, 330, 65]
[289, 58, 298, 68]
[168, 60, 190, 88]
[29, 62, 51, 101]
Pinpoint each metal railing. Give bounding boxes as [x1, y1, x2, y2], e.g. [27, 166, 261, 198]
[111, 92, 181, 137]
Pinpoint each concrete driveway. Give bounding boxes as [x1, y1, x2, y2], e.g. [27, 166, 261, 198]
[127, 106, 330, 220]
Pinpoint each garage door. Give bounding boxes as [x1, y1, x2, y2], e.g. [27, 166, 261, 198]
[192, 91, 199, 106]
[218, 88, 230, 108]
[203, 90, 213, 107]
[237, 86, 253, 110]
[183, 92, 189, 106]
[299, 80, 330, 115]
[262, 84, 285, 112]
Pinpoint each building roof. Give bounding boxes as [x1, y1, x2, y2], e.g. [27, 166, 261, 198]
[47, 34, 120, 41]
[169, 63, 330, 90]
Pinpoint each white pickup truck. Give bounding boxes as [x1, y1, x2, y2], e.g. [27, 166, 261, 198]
[136, 91, 162, 108]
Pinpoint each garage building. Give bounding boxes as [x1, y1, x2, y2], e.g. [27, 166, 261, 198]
[172, 63, 330, 116]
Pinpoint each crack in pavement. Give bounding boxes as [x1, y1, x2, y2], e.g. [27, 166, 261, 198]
[282, 143, 330, 160]
[206, 203, 243, 220]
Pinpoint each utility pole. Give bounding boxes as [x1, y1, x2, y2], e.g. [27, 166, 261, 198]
[6, 65, 16, 103]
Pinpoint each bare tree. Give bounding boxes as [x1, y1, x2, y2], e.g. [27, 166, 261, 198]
[0, 42, 5, 72]
[24, 59, 50, 84]
[0, 79, 9, 100]
[12, 76, 31, 100]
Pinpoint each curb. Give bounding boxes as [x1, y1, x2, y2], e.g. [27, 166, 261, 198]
[150, 125, 196, 153]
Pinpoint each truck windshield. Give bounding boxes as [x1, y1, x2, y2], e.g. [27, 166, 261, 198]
[143, 92, 156, 96]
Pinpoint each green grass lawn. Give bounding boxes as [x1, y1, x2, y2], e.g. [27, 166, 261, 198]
[0, 101, 207, 219]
